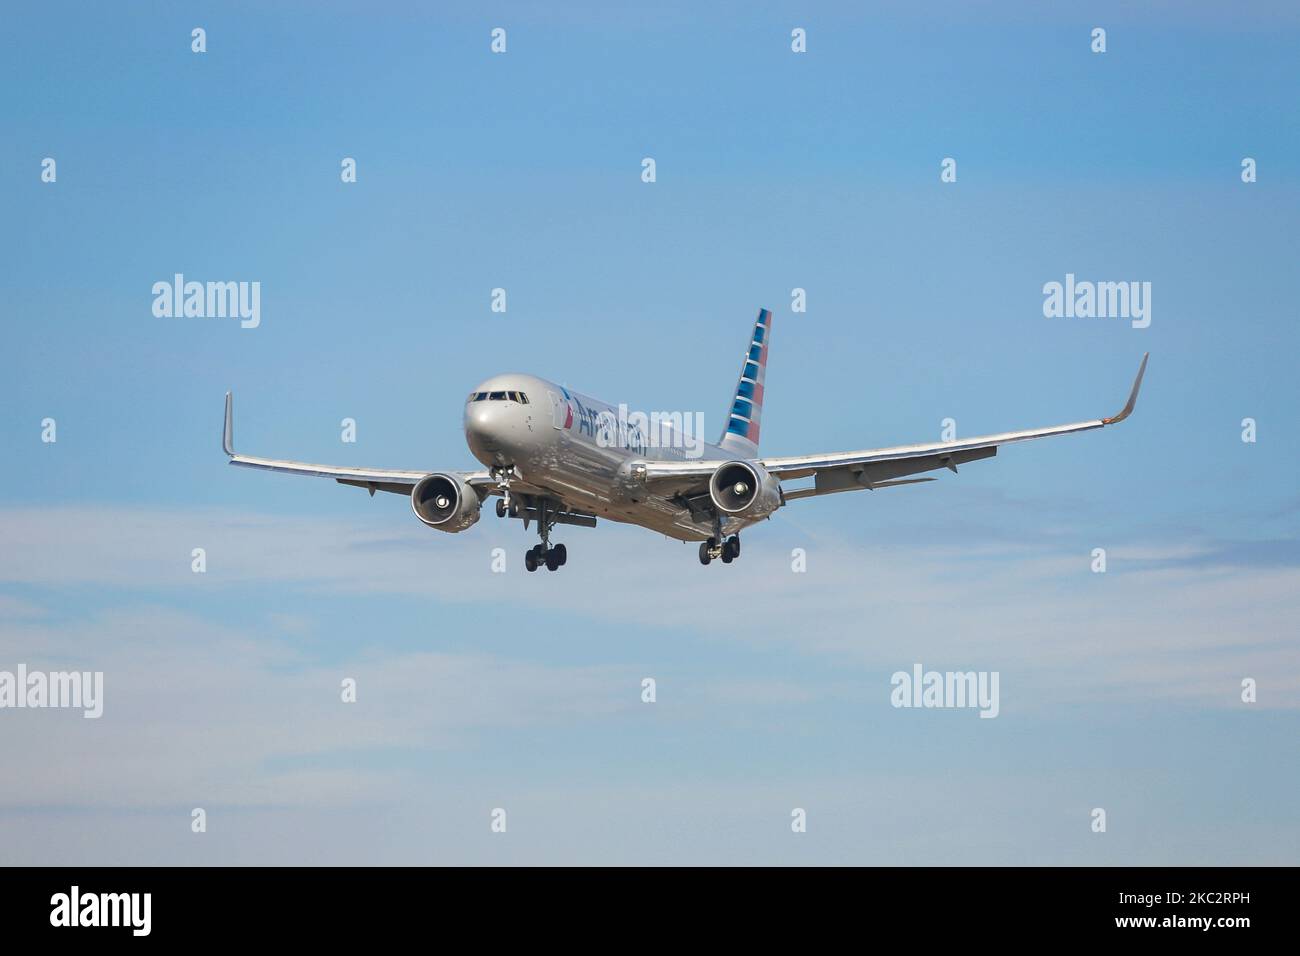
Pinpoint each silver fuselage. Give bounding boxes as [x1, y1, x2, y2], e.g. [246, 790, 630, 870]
[464, 373, 747, 542]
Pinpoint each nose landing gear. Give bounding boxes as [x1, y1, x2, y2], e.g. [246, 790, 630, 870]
[491, 466, 518, 519]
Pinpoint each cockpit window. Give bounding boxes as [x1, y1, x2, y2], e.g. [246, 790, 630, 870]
[471, 390, 528, 403]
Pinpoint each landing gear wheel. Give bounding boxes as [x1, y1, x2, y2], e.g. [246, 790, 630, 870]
[698, 542, 712, 565]
[496, 498, 507, 518]
[729, 535, 740, 558]
[524, 548, 538, 572]
[723, 537, 740, 561]
[527, 499, 566, 573]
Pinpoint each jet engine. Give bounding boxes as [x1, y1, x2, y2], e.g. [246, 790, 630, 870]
[708, 460, 781, 520]
[410, 473, 481, 532]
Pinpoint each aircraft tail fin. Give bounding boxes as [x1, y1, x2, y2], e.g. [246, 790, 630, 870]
[718, 308, 772, 458]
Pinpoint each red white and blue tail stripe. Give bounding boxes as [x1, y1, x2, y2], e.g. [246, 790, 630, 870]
[718, 308, 772, 458]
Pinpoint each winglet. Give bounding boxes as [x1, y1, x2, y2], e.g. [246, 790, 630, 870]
[1103, 353, 1149, 425]
[223, 391, 235, 456]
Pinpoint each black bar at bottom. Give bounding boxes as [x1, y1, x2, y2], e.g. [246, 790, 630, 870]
[0, 866, 1286, 942]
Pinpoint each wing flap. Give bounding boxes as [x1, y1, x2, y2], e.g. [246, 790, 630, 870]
[783, 477, 936, 500]
[762, 420, 1096, 478]
[811, 446, 996, 494]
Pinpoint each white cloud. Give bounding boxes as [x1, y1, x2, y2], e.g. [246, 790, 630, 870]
[0, 604, 635, 810]
[1, 504, 1296, 712]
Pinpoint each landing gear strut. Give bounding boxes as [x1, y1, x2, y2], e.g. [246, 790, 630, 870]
[524, 498, 567, 572]
[698, 535, 740, 566]
[492, 466, 518, 519]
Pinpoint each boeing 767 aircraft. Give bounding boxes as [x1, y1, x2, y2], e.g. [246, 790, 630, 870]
[223, 309, 1148, 571]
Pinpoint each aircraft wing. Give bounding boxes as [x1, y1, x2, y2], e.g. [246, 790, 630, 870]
[641, 353, 1148, 501]
[222, 392, 492, 496]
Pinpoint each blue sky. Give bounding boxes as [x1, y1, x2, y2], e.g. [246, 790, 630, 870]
[1, 0, 1297, 864]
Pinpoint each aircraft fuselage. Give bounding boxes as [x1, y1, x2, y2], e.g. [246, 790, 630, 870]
[464, 373, 745, 542]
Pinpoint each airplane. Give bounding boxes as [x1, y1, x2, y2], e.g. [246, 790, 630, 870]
[223, 309, 1148, 572]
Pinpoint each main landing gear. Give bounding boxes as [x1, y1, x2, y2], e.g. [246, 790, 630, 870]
[698, 535, 740, 566]
[490, 469, 570, 573]
[525, 542, 567, 572]
[524, 497, 567, 573]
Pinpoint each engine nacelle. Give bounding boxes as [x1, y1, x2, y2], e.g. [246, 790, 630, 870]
[708, 460, 781, 520]
[410, 473, 481, 532]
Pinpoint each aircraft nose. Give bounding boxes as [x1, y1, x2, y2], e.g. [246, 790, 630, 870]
[465, 399, 520, 466]
[466, 402, 503, 442]
[466, 402, 498, 433]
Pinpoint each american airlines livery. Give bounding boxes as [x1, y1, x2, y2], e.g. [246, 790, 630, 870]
[223, 309, 1148, 571]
